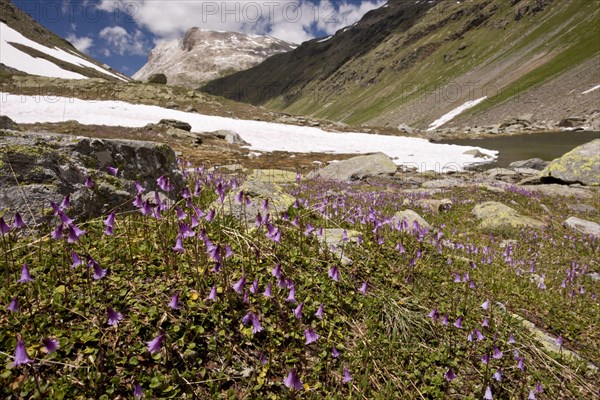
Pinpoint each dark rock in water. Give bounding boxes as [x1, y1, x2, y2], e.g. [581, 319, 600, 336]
[308, 153, 397, 181]
[159, 119, 192, 132]
[0, 115, 20, 130]
[557, 117, 586, 128]
[148, 73, 167, 84]
[508, 158, 549, 171]
[0, 131, 182, 225]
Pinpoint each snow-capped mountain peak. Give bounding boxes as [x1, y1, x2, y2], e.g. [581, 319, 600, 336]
[133, 28, 295, 88]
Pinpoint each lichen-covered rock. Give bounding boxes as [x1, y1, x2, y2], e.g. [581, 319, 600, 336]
[317, 229, 361, 266]
[538, 139, 600, 186]
[392, 209, 433, 231]
[0, 131, 181, 224]
[218, 180, 295, 223]
[472, 202, 545, 231]
[308, 153, 397, 181]
[563, 217, 600, 237]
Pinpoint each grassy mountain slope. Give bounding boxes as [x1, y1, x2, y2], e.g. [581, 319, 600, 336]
[202, 0, 600, 130]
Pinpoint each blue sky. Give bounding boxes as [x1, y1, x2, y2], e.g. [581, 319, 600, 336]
[13, 0, 385, 75]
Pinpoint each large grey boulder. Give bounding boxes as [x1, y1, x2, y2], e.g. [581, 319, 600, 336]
[563, 217, 600, 237]
[0, 131, 181, 224]
[308, 153, 397, 181]
[472, 202, 545, 231]
[217, 180, 295, 223]
[531, 140, 600, 186]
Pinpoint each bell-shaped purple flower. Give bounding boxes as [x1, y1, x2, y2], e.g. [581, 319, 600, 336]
[107, 166, 118, 176]
[342, 367, 352, 383]
[453, 316, 463, 329]
[242, 311, 263, 334]
[286, 286, 296, 303]
[85, 176, 95, 189]
[7, 296, 18, 312]
[13, 212, 26, 229]
[475, 329, 485, 341]
[359, 281, 368, 294]
[263, 283, 272, 298]
[107, 308, 123, 326]
[444, 368, 456, 382]
[481, 299, 490, 310]
[332, 346, 340, 358]
[169, 293, 180, 310]
[535, 382, 543, 393]
[556, 335, 564, 349]
[157, 175, 173, 192]
[207, 285, 217, 301]
[18, 263, 33, 283]
[293, 303, 304, 319]
[67, 224, 86, 243]
[484, 386, 493, 400]
[272, 264, 282, 279]
[508, 334, 516, 344]
[492, 346, 503, 359]
[173, 236, 185, 253]
[42, 338, 59, 353]
[305, 329, 319, 345]
[315, 304, 324, 319]
[517, 357, 525, 371]
[428, 308, 439, 321]
[89, 258, 106, 280]
[233, 275, 246, 294]
[328, 266, 340, 282]
[481, 353, 490, 365]
[528, 390, 536, 400]
[250, 279, 259, 294]
[493, 369, 502, 381]
[13, 337, 32, 366]
[0, 217, 11, 235]
[104, 212, 116, 231]
[133, 382, 143, 398]
[146, 332, 164, 354]
[283, 368, 303, 390]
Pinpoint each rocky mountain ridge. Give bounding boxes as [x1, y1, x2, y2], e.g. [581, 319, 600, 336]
[133, 28, 295, 87]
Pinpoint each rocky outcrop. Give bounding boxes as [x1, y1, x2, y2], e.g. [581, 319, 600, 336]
[308, 153, 397, 181]
[0, 131, 181, 224]
[0, 115, 20, 130]
[472, 201, 545, 231]
[533, 140, 600, 186]
[563, 217, 600, 237]
[509, 158, 549, 171]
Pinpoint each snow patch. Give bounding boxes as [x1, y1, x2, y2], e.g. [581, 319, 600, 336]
[581, 84, 600, 95]
[0, 22, 126, 81]
[427, 97, 488, 131]
[0, 93, 498, 172]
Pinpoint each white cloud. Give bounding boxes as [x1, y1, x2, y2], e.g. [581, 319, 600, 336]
[66, 34, 94, 53]
[95, 0, 385, 44]
[98, 26, 149, 56]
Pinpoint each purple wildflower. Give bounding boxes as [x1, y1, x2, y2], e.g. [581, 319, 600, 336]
[286, 286, 296, 303]
[157, 176, 172, 192]
[146, 332, 164, 354]
[272, 264, 282, 279]
[18, 263, 33, 283]
[428, 308, 439, 321]
[133, 382, 143, 398]
[453, 316, 463, 329]
[444, 368, 456, 382]
[517, 357, 525, 371]
[42, 338, 59, 353]
[107, 166, 118, 176]
[359, 281, 368, 294]
[535, 382, 543, 393]
[481, 353, 490, 365]
[556, 335, 564, 349]
[332, 346, 341, 358]
[263, 284, 272, 298]
[342, 367, 352, 383]
[173, 236, 185, 253]
[508, 334, 516, 344]
[315, 304, 324, 319]
[107, 308, 123, 326]
[13, 212, 25, 229]
[85, 176, 95, 188]
[482, 317, 489, 328]
[242, 311, 263, 334]
[475, 329, 485, 341]
[7, 296, 18, 312]
[0, 217, 11, 235]
[493, 369, 502, 381]
[283, 368, 303, 390]
[441, 315, 449, 326]
[207, 285, 217, 301]
[528, 390, 536, 400]
[328, 266, 340, 282]
[484, 386, 493, 400]
[89, 258, 106, 280]
[168, 293, 180, 310]
[493, 346, 503, 359]
[13, 337, 32, 366]
[71, 251, 82, 268]
[293, 303, 304, 319]
[250, 279, 259, 294]
[305, 329, 319, 344]
[67, 224, 86, 243]
[233, 275, 246, 294]
[481, 299, 490, 310]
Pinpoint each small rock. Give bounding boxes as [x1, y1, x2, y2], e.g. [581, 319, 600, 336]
[392, 209, 433, 231]
[159, 119, 192, 132]
[308, 153, 397, 181]
[508, 158, 549, 171]
[415, 198, 452, 214]
[563, 217, 600, 237]
[148, 73, 167, 84]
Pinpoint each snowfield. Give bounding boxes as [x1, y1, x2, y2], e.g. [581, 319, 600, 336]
[0, 93, 498, 172]
[0, 23, 126, 81]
